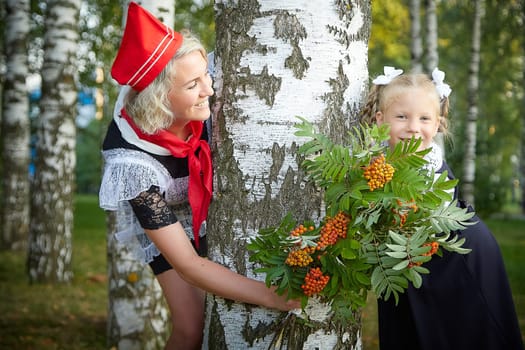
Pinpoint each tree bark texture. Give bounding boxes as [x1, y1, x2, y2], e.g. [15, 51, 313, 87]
[27, 0, 81, 283]
[204, 1, 371, 349]
[106, 211, 170, 350]
[1, 0, 31, 251]
[105, 1, 174, 348]
[424, 0, 445, 154]
[424, 0, 438, 72]
[410, 0, 423, 73]
[518, 6, 525, 215]
[461, 0, 484, 205]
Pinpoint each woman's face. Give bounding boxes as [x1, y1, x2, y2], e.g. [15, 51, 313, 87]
[167, 50, 213, 128]
[375, 88, 440, 151]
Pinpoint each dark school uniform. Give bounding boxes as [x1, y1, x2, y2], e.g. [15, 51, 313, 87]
[378, 162, 523, 350]
[102, 119, 209, 274]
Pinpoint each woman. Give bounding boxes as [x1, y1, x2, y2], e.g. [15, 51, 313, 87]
[99, 3, 299, 349]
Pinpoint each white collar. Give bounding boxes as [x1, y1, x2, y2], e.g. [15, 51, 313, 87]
[113, 86, 171, 156]
[422, 142, 443, 172]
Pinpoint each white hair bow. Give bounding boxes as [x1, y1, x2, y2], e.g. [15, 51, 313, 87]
[372, 66, 403, 85]
[432, 67, 452, 98]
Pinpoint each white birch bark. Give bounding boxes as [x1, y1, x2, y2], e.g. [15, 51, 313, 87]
[521, 58, 525, 214]
[424, 0, 445, 154]
[424, 0, 438, 71]
[204, 1, 371, 349]
[410, 0, 423, 73]
[1, 0, 31, 251]
[105, 1, 174, 349]
[27, 0, 80, 283]
[106, 212, 169, 350]
[461, 0, 485, 205]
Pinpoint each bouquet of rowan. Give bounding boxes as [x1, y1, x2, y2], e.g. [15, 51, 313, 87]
[247, 118, 474, 321]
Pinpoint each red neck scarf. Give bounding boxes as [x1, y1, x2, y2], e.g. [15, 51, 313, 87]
[121, 109, 212, 248]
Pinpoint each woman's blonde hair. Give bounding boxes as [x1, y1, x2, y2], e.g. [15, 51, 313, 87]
[359, 73, 450, 135]
[124, 30, 207, 134]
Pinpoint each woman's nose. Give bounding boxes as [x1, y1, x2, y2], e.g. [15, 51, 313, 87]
[202, 76, 214, 96]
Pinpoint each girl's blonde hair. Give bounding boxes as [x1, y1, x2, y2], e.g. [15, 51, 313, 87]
[359, 73, 450, 135]
[124, 30, 207, 134]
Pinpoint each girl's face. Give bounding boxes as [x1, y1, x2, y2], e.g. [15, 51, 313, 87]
[167, 50, 213, 130]
[375, 88, 440, 151]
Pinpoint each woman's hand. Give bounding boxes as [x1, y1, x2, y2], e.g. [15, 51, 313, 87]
[146, 223, 303, 311]
[268, 286, 301, 311]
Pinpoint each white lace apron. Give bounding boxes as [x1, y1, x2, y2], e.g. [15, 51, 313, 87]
[99, 148, 205, 263]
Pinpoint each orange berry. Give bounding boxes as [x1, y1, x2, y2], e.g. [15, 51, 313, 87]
[363, 154, 395, 191]
[316, 212, 350, 250]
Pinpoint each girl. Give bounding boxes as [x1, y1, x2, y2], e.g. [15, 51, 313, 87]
[360, 66, 523, 350]
[99, 3, 299, 349]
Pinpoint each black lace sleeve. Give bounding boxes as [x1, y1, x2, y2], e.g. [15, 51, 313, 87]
[129, 185, 179, 230]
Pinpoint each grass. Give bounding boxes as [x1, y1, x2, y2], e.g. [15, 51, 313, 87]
[0, 195, 108, 349]
[0, 195, 523, 349]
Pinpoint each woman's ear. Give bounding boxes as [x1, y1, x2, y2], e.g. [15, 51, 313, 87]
[375, 111, 384, 125]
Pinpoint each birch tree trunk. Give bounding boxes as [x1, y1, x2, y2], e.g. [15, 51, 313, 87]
[518, 6, 525, 214]
[410, 0, 423, 73]
[204, 1, 371, 349]
[424, 0, 438, 71]
[105, 1, 173, 349]
[27, 0, 80, 283]
[424, 0, 445, 154]
[1, 0, 31, 251]
[461, 0, 484, 205]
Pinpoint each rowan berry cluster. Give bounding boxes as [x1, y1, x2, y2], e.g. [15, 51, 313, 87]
[363, 154, 395, 191]
[290, 224, 315, 237]
[316, 212, 350, 250]
[285, 246, 316, 267]
[398, 212, 408, 227]
[301, 267, 330, 296]
[392, 199, 418, 227]
[409, 241, 440, 268]
[423, 241, 439, 256]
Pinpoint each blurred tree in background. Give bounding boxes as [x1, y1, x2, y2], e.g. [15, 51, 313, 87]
[174, 0, 215, 51]
[438, 0, 523, 216]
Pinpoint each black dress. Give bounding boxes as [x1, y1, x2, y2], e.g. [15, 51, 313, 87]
[378, 162, 524, 350]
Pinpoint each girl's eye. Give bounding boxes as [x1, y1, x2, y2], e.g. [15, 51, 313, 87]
[395, 114, 406, 119]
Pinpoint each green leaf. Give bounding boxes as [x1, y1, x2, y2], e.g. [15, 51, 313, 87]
[341, 248, 357, 259]
[385, 243, 406, 252]
[389, 231, 408, 245]
[355, 272, 371, 285]
[409, 268, 423, 288]
[385, 251, 408, 259]
[392, 260, 410, 270]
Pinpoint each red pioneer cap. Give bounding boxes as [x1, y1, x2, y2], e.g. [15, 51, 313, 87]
[111, 2, 183, 91]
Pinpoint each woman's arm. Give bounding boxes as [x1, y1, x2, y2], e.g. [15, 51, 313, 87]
[145, 222, 300, 311]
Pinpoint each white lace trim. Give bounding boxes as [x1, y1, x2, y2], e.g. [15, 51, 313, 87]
[99, 148, 176, 209]
[422, 142, 444, 173]
[99, 148, 201, 263]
